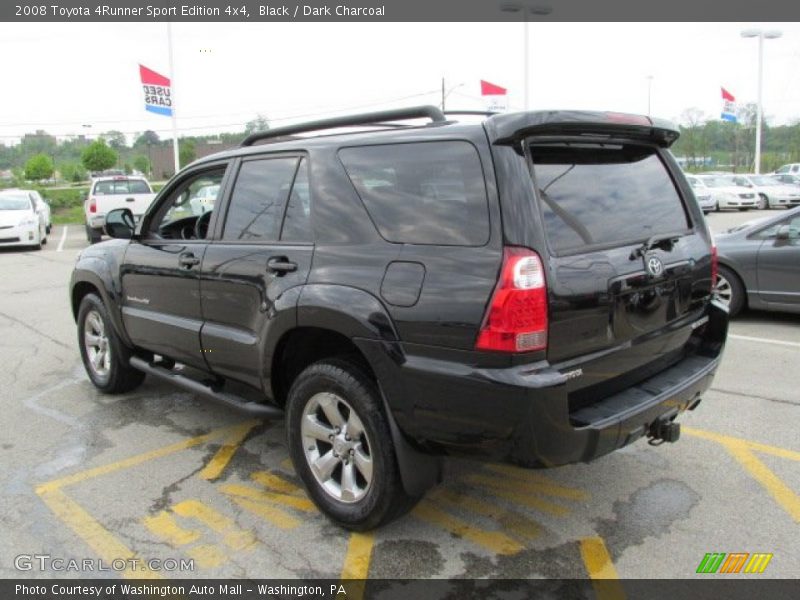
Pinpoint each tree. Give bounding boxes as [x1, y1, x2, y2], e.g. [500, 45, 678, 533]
[134, 130, 160, 147]
[103, 130, 127, 150]
[244, 114, 270, 135]
[59, 162, 87, 183]
[678, 108, 707, 169]
[24, 153, 54, 182]
[132, 155, 150, 175]
[179, 139, 196, 168]
[81, 140, 118, 173]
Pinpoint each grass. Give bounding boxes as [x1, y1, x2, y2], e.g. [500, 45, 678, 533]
[52, 205, 85, 225]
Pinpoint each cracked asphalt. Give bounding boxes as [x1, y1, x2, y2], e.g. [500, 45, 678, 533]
[0, 212, 798, 581]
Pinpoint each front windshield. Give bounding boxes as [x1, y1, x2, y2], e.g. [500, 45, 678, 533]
[0, 194, 31, 210]
[702, 177, 735, 188]
[750, 176, 778, 186]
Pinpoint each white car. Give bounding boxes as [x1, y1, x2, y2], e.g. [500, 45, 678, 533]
[85, 176, 156, 244]
[189, 184, 220, 215]
[685, 175, 716, 214]
[731, 174, 800, 209]
[695, 175, 758, 211]
[774, 163, 800, 176]
[19, 189, 52, 233]
[0, 190, 48, 250]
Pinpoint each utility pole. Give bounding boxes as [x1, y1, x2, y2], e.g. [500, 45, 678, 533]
[167, 22, 180, 174]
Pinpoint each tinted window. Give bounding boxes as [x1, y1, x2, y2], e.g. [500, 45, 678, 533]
[280, 159, 312, 242]
[339, 141, 489, 246]
[223, 158, 299, 241]
[530, 143, 690, 254]
[94, 179, 151, 194]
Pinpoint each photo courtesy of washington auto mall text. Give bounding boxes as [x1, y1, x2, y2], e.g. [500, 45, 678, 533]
[1, 0, 799, 599]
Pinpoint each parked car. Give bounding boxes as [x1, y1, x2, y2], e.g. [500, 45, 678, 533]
[695, 174, 758, 211]
[685, 175, 716, 214]
[70, 107, 727, 530]
[84, 176, 156, 244]
[714, 206, 800, 316]
[772, 173, 800, 188]
[0, 190, 48, 249]
[4, 188, 51, 233]
[731, 174, 800, 209]
[774, 163, 800, 175]
[189, 183, 220, 215]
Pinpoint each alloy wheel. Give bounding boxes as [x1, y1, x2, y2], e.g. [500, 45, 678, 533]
[83, 309, 111, 379]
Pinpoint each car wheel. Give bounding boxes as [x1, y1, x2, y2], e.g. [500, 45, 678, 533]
[757, 194, 768, 210]
[46, 224, 51, 234]
[86, 226, 102, 244]
[715, 266, 745, 317]
[77, 293, 146, 393]
[714, 201, 720, 212]
[286, 359, 418, 531]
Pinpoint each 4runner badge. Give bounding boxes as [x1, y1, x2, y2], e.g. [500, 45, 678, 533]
[645, 255, 664, 277]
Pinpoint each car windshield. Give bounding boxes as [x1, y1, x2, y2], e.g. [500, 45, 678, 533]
[93, 179, 151, 194]
[0, 194, 31, 210]
[701, 176, 736, 188]
[726, 217, 771, 233]
[750, 176, 778, 186]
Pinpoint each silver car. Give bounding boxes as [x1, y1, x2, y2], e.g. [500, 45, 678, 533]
[685, 175, 716, 214]
[715, 206, 800, 315]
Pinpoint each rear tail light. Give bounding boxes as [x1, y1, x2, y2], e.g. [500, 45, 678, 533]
[710, 244, 718, 289]
[476, 247, 548, 353]
[88, 197, 96, 213]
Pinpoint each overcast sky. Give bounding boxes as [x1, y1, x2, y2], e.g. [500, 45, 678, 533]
[0, 21, 798, 143]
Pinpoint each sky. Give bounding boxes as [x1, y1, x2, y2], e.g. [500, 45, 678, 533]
[0, 21, 798, 144]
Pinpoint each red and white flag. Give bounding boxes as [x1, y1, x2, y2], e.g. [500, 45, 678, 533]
[481, 80, 507, 112]
[721, 87, 737, 123]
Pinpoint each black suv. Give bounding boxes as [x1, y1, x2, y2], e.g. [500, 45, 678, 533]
[70, 106, 728, 530]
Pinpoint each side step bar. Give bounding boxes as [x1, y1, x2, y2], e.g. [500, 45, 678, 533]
[130, 356, 284, 418]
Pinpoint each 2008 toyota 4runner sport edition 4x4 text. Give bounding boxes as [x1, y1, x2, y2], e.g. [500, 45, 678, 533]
[69, 107, 728, 530]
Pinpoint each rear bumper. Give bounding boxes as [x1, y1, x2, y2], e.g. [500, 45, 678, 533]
[360, 301, 727, 467]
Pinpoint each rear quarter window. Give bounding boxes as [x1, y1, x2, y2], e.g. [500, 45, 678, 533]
[339, 141, 490, 246]
[93, 179, 151, 195]
[530, 143, 690, 254]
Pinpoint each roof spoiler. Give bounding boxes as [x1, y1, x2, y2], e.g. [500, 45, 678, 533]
[486, 110, 680, 148]
[241, 105, 447, 147]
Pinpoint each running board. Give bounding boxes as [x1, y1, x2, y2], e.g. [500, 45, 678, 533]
[129, 356, 284, 418]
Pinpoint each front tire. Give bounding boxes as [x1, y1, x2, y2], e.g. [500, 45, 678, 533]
[715, 265, 745, 317]
[86, 225, 102, 244]
[286, 359, 417, 531]
[77, 293, 145, 393]
[758, 194, 768, 210]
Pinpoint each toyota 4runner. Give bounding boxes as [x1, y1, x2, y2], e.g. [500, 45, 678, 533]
[70, 106, 728, 530]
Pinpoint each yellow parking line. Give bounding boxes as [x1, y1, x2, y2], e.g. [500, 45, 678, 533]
[340, 532, 374, 600]
[172, 500, 257, 551]
[483, 464, 590, 500]
[229, 497, 301, 530]
[464, 474, 571, 516]
[684, 426, 800, 461]
[142, 511, 201, 545]
[37, 488, 162, 580]
[251, 470, 304, 495]
[198, 421, 260, 481]
[413, 501, 524, 555]
[38, 420, 261, 493]
[684, 427, 800, 523]
[219, 483, 316, 512]
[579, 537, 626, 600]
[430, 487, 542, 540]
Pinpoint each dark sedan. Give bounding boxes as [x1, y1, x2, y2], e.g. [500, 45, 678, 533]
[715, 205, 800, 316]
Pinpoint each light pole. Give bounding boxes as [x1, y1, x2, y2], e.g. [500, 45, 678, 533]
[740, 28, 782, 174]
[499, 3, 552, 110]
[440, 79, 465, 111]
[646, 75, 654, 116]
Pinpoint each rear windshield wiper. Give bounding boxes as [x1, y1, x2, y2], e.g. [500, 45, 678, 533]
[629, 232, 684, 260]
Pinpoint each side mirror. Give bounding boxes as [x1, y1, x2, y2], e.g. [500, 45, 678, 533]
[775, 225, 796, 241]
[104, 208, 135, 239]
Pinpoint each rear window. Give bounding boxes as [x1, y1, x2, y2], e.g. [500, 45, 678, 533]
[93, 179, 151, 195]
[339, 141, 490, 246]
[530, 143, 690, 254]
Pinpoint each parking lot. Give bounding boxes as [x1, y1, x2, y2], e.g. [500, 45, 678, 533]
[0, 210, 797, 584]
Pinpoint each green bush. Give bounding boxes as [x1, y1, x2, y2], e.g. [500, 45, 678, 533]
[37, 187, 88, 209]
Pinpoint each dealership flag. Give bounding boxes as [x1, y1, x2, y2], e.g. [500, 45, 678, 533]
[481, 80, 508, 112]
[140, 64, 173, 117]
[721, 87, 737, 123]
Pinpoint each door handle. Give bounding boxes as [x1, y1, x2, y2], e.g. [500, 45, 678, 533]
[266, 256, 297, 274]
[179, 252, 200, 268]
[125, 197, 136, 202]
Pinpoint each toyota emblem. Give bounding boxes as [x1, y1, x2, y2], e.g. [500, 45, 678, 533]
[646, 256, 664, 277]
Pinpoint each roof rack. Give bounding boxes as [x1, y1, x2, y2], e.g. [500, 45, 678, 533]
[240, 105, 447, 147]
[444, 110, 499, 117]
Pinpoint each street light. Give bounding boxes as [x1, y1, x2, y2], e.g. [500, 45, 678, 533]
[740, 28, 782, 174]
[500, 3, 553, 110]
[441, 80, 465, 111]
[646, 75, 654, 116]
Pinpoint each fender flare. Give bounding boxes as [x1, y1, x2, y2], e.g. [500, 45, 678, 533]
[71, 260, 132, 347]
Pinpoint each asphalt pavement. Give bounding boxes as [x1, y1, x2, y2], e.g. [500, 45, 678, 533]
[0, 210, 797, 584]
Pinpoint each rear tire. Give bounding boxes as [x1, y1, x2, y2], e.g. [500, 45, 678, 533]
[757, 194, 768, 210]
[715, 266, 745, 317]
[286, 358, 418, 531]
[86, 225, 102, 244]
[77, 293, 145, 393]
